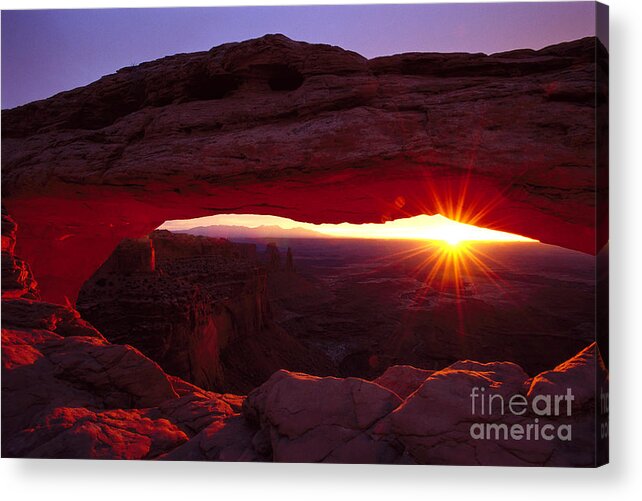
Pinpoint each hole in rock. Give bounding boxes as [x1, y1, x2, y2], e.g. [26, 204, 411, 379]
[186, 70, 240, 100]
[75, 212, 594, 397]
[267, 65, 304, 91]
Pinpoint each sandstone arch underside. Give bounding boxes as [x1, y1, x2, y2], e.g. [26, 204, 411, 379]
[1, 35, 607, 304]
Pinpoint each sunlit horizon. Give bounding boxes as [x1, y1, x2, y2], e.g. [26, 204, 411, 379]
[159, 213, 537, 245]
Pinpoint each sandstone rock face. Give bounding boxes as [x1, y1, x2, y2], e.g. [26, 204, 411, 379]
[388, 349, 606, 466]
[528, 343, 607, 411]
[163, 415, 260, 462]
[76, 230, 333, 393]
[373, 365, 435, 399]
[242, 370, 404, 463]
[1, 35, 607, 303]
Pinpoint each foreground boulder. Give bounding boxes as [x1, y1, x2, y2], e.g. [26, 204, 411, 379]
[389, 351, 606, 466]
[243, 370, 404, 463]
[2, 292, 605, 464]
[373, 365, 435, 399]
[528, 343, 608, 407]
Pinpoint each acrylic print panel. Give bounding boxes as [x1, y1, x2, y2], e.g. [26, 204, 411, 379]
[0, 1, 608, 466]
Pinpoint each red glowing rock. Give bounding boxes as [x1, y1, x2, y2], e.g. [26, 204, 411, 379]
[0, 296, 250, 459]
[6, 407, 188, 459]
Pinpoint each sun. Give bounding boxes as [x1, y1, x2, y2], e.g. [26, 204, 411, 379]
[442, 236, 464, 247]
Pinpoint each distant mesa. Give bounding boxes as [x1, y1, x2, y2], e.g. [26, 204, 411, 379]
[76, 230, 328, 393]
[178, 224, 330, 240]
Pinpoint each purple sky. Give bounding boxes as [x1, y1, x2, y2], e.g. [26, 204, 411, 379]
[2, 2, 598, 109]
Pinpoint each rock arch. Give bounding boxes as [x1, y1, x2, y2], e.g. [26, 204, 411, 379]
[1, 34, 607, 303]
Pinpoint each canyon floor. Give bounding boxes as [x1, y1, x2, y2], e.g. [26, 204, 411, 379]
[258, 238, 596, 378]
